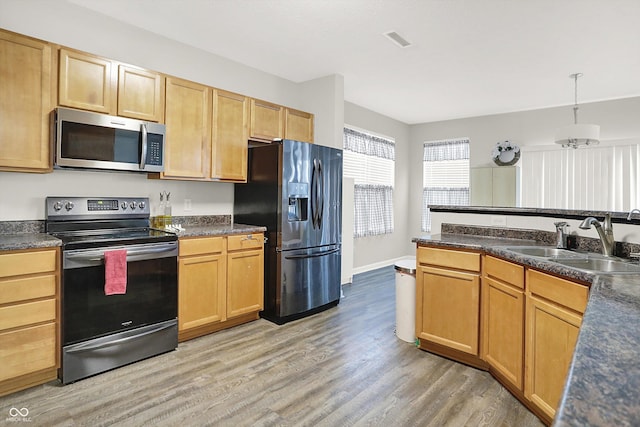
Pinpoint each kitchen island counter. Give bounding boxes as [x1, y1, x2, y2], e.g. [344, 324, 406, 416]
[413, 232, 640, 426]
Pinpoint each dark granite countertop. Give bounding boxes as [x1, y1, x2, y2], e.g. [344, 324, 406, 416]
[0, 233, 61, 251]
[413, 232, 640, 426]
[172, 223, 266, 238]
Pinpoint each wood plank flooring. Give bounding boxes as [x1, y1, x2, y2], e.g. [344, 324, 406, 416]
[0, 266, 543, 426]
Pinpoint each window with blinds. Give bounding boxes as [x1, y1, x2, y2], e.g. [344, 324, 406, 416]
[422, 138, 470, 232]
[521, 141, 640, 210]
[343, 127, 395, 237]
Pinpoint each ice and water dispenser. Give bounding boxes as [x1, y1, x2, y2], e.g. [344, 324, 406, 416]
[287, 182, 308, 221]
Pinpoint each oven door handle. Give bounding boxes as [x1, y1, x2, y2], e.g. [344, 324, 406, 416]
[64, 243, 178, 268]
[65, 321, 176, 354]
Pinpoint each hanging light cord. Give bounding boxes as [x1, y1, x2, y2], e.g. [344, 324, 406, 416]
[571, 72, 583, 125]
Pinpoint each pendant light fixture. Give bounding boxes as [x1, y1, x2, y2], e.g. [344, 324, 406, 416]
[554, 73, 600, 148]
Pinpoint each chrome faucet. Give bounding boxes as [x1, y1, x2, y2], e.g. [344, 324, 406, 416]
[627, 208, 640, 220]
[554, 221, 570, 249]
[579, 213, 615, 257]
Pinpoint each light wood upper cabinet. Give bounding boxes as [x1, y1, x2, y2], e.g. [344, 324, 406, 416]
[59, 49, 164, 122]
[285, 108, 314, 143]
[117, 65, 165, 122]
[211, 89, 249, 182]
[0, 248, 59, 396]
[482, 256, 525, 391]
[163, 77, 211, 179]
[525, 269, 588, 423]
[226, 234, 264, 318]
[416, 247, 481, 355]
[0, 30, 54, 173]
[58, 48, 116, 114]
[250, 98, 284, 142]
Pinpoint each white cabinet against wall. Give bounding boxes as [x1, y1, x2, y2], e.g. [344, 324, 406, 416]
[470, 166, 520, 207]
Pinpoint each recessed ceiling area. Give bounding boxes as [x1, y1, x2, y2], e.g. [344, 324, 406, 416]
[67, 0, 640, 124]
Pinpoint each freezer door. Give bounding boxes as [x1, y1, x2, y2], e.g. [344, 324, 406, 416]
[276, 245, 341, 318]
[280, 140, 315, 250]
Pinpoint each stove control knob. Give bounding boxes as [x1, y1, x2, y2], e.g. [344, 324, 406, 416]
[65, 201, 74, 211]
[53, 201, 63, 211]
[121, 202, 127, 210]
[138, 201, 146, 209]
[129, 202, 136, 210]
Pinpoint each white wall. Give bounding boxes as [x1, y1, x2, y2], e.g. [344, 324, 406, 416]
[409, 97, 640, 239]
[0, 1, 343, 221]
[344, 102, 413, 272]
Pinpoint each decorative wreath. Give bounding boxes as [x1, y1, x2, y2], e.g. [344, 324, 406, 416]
[492, 140, 520, 166]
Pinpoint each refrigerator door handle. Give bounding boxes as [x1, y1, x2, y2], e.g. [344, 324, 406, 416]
[284, 247, 340, 259]
[311, 158, 319, 229]
[318, 159, 325, 229]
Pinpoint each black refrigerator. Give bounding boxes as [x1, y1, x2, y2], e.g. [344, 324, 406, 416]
[234, 139, 342, 324]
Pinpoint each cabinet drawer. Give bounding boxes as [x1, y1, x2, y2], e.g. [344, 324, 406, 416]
[0, 323, 57, 382]
[484, 255, 524, 289]
[527, 269, 589, 314]
[180, 237, 225, 256]
[0, 249, 57, 278]
[0, 274, 56, 305]
[418, 247, 480, 272]
[0, 299, 56, 331]
[227, 234, 263, 251]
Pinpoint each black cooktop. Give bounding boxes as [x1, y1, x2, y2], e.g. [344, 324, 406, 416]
[51, 228, 177, 250]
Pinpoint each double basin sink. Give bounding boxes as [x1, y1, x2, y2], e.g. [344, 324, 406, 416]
[502, 246, 640, 274]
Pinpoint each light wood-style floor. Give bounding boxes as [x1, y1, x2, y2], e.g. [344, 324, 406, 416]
[0, 267, 543, 426]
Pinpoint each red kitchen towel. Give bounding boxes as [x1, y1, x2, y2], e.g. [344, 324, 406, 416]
[104, 249, 127, 295]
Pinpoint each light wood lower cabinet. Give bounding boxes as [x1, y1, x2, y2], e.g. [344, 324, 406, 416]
[525, 269, 588, 423]
[0, 248, 59, 397]
[417, 245, 590, 426]
[178, 233, 264, 341]
[482, 255, 525, 391]
[0, 29, 54, 173]
[178, 237, 226, 334]
[416, 247, 482, 361]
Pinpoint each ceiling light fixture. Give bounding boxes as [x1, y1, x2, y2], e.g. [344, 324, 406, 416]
[384, 31, 412, 48]
[554, 73, 600, 149]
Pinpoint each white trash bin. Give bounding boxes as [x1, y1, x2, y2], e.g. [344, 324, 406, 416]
[395, 258, 416, 343]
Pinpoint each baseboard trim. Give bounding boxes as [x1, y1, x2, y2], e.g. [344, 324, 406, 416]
[352, 255, 415, 276]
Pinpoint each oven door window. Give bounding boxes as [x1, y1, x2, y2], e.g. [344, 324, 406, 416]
[62, 250, 177, 345]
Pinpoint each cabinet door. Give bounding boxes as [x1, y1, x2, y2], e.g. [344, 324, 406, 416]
[249, 98, 283, 141]
[59, 48, 116, 114]
[0, 30, 53, 172]
[227, 248, 264, 318]
[525, 295, 582, 421]
[0, 323, 57, 382]
[284, 108, 314, 143]
[416, 265, 480, 355]
[117, 65, 164, 122]
[178, 253, 226, 331]
[211, 89, 249, 182]
[163, 77, 211, 179]
[482, 276, 524, 389]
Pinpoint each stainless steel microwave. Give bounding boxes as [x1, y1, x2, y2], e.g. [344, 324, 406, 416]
[54, 107, 166, 173]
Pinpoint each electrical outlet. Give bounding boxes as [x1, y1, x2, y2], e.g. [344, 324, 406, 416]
[184, 199, 192, 211]
[490, 215, 507, 226]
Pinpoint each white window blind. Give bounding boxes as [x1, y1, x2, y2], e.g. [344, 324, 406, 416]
[343, 127, 395, 237]
[422, 139, 470, 232]
[521, 141, 640, 210]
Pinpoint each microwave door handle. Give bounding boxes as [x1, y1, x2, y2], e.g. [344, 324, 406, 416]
[140, 123, 148, 169]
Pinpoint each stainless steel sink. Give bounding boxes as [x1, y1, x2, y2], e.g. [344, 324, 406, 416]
[504, 246, 586, 258]
[551, 258, 640, 274]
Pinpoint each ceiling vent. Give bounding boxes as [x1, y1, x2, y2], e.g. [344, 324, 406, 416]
[384, 31, 412, 48]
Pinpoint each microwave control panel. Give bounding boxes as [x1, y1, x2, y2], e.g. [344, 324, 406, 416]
[146, 133, 164, 166]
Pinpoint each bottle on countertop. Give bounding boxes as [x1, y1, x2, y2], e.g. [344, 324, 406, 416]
[164, 191, 172, 227]
[154, 192, 165, 228]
